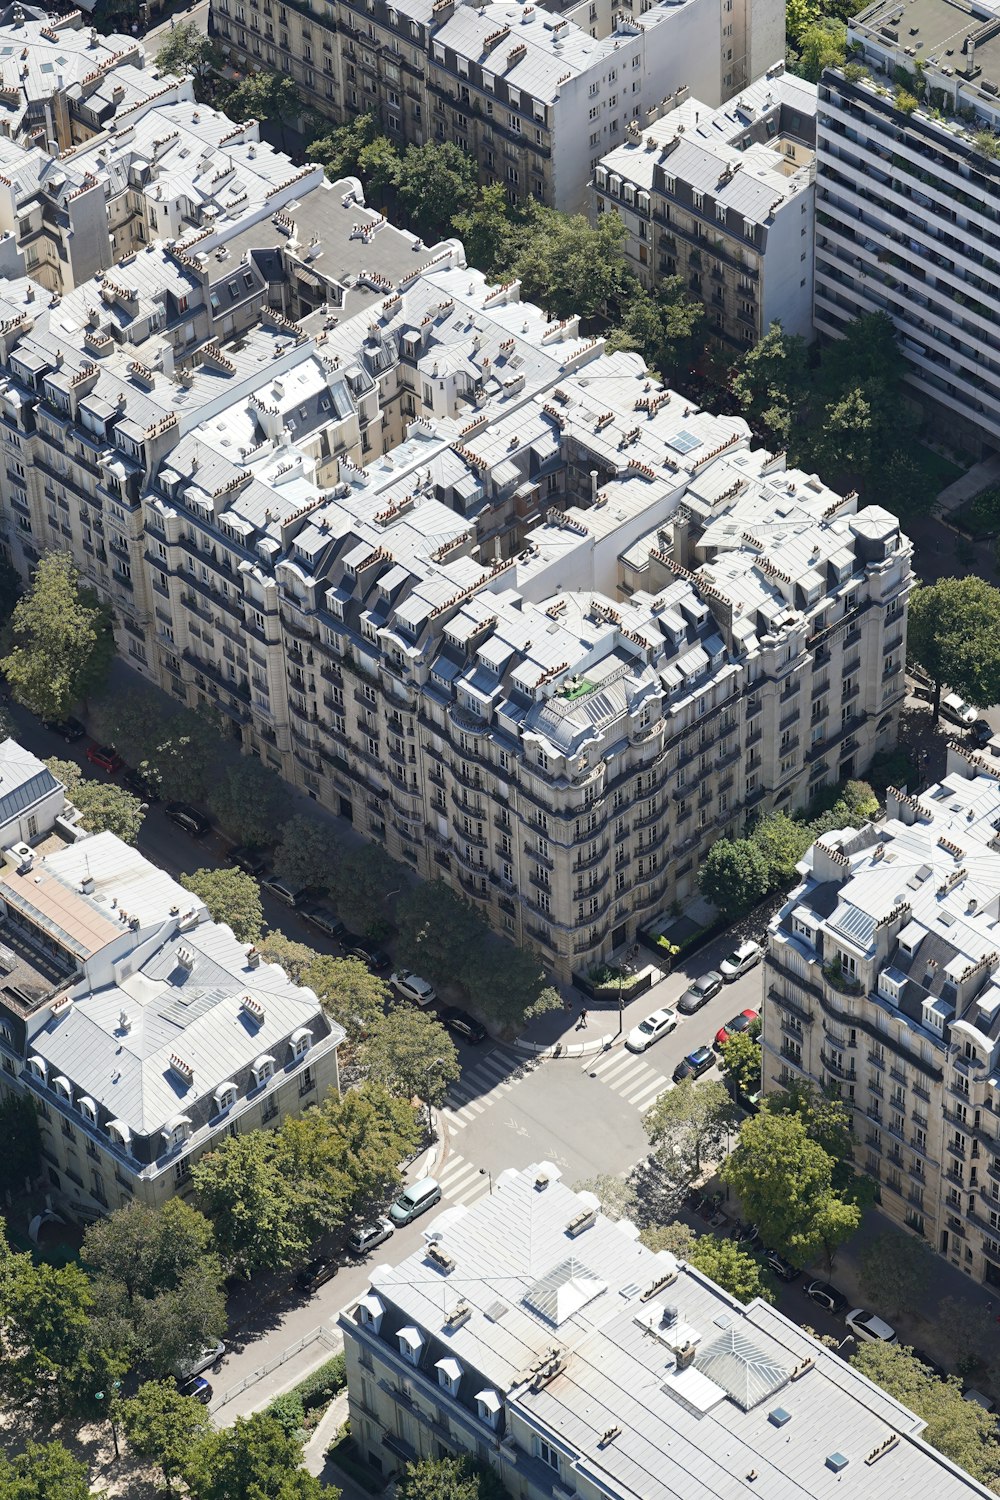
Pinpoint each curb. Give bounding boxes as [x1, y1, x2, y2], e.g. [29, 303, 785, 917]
[509, 1032, 615, 1059]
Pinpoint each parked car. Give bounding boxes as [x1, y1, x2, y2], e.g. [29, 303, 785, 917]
[175, 1339, 225, 1380]
[673, 1045, 715, 1083]
[909, 1347, 948, 1381]
[121, 767, 160, 803]
[970, 718, 994, 749]
[941, 692, 977, 729]
[715, 1009, 760, 1049]
[720, 941, 763, 981]
[846, 1308, 896, 1344]
[390, 969, 437, 1006]
[261, 874, 308, 908]
[85, 744, 122, 773]
[347, 1219, 394, 1257]
[732, 1221, 760, 1248]
[441, 1006, 487, 1044]
[389, 1177, 441, 1226]
[676, 971, 723, 1015]
[177, 1374, 212, 1405]
[964, 1389, 996, 1412]
[302, 903, 345, 942]
[43, 716, 85, 742]
[165, 802, 210, 837]
[763, 1247, 801, 1283]
[295, 1257, 337, 1294]
[804, 1280, 848, 1316]
[626, 1007, 678, 1054]
[229, 846, 267, 877]
[343, 936, 390, 971]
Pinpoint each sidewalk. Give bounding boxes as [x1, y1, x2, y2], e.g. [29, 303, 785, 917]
[934, 451, 1000, 514]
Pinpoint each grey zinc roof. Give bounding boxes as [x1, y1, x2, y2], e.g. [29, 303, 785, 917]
[0, 737, 60, 828]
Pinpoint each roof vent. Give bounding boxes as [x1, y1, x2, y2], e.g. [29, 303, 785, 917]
[826, 1453, 849, 1474]
[535, 1172, 550, 1190]
[80, 874, 95, 894]
[769, 1406, 792, 1427]
[445, 1301, 471, 1329]
[427, 1242, 456, 1272]
[566, 1207, 598, 1237]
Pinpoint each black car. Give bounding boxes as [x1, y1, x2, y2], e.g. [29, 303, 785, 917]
[673, 1045, 715, 1083]
[295, 1257, 337, 1294]
[764, 1247, 801, 1283]
[970, 718, 993, 749]
[804, 1279, 848, 1316]
[165, 802, 211, 837]
[43, 716, 86, 742]
[676, 970, 723, 1015]
[441, 1006, 487, 1044]
[343, 935, 390, 971]
[909, 1346, 949, 1381]
[122, 767, 161, 803]
[229, 846, 268, 877]
[302, 904, 345, 942]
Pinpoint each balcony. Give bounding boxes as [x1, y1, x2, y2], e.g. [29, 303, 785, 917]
[820, 1051, 856, 1081]
[823, 961, 863, 995]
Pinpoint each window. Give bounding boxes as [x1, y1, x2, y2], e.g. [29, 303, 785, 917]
[539, 1439, 560, 1472]
[291, 1027, 312, 1060]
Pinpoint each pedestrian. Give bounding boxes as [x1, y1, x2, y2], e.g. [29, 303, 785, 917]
[579, 1008, 588, 1029]
[564, 996, 573, 1013]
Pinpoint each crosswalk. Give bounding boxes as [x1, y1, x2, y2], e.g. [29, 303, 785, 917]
[587, 1044, 673, 1113]
[440, 1047, 523, 1132]
[434, 1151, 494, 1209]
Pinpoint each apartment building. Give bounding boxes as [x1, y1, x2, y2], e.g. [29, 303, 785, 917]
[0, 736, 342, 1220]
[764, 738, 1000, 1285]
[815, 0, 1000, 455]
[593, 64, 817, 347]
[339, 1159, 995, 1497]
[210, 0, 786, 211]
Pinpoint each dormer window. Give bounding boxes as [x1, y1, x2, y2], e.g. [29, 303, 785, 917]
[290, 1027, 312, 1060]
[476, 1389, 502, 1428]
[252, 1054, 275, 1087]
[107, 1119, 131, 1150]
[435, 1357, 462, 1395]
[358, 1292, 384, 1329]
[213, 1081, 238, 1115]
[397, 1326, 424, 1364]
[78, 1096, 97, 1124]
[26, 1055, 47, 1083]
[162, 1114, 192, 1150]
[53, 1075, 73, 1102]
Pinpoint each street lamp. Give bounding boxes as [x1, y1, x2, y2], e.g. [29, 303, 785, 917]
[94, 1379, 122, 1461]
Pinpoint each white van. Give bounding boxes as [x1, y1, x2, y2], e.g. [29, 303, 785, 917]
[389, 1177, 442, 1226]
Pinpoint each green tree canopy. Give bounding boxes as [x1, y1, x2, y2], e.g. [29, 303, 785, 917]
[722, 1108, 861, 1269]
[183, 1412, 326, 1500]
[1, 554, 113, 718]
[730, 321, 809, 445]
[191, 1129, 315, 1274]
[859, 1231, 933, 1320]
[644, 1078, 739, 1190]
[121, 1379, 211, 1492]
[329, 841, 402, 937]
[687, 1236, 776, 1306]
[451, 182, 532, 279]
[222, 74, 302, 147]
[208, 758, 293, 848]
[794, 18, 847, 79]
[301, 954, 391, 1043]
[750, 811, 814, 887]
[82, 1199, 226, 1379]
[514, 206, 629, 320]
[908, 576, 1000, 719]
[396, 1454, 508, 1500]
[393, 141, 478, 237]
[639, 1221, 697, 1257]
[273, 814, 338, 892]
[180, 866, 264, 944]
[155, 21, 222, 100]
[698, 837, 770, 916]
[395, 880, 486, 985]
[0, 1442, 96, 1500]
[307, 110, 385, 181]
[0, 1092, 41, 1196]
[359, 1007, 460, 1104]
[256, 928, 318, 985]
[851, 1342, 1000, 1488]
[720, 1026, 762, 1099]
[46, 757, 146, 844]
[605, 275, 705, 381]
[764, 1082, 860, 1192]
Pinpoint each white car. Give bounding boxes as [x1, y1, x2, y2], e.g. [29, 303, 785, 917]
[390, 969, 437, 1007]
[846, 1308, 896, 1345]
[719, 940, 763, 981]
[625, 1007, 677, 1053]
[941, 692, 977, 729]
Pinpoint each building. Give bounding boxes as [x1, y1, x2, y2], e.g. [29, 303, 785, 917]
[763, 737, 1000, 1285]
[0, 737, 342, 1219]
[339, 1159, 995, 1497]
[210, 0, 786, 212]
[593, 63, 816, 348]
[814, 0, 1000, 455]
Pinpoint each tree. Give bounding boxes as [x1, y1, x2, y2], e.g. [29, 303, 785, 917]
[208, 758, 292, 847]
[180, 867, 264, 944]
[515, 206, 629, 320]
[82, 1200, 226, 1379]
[644, 1078, 738, 1191]
[606, 276, 705, 381]
[572, 1174, 639, 1223]
[273, 814, 339, 892]
[0, 551, 21, 626]
[0, 1092, 41, 1195]
[281, 1084, 421, 1232]
[795, 18, 847, 79]
[393, 141, 478, 237]
[931, 1295, 996, 1380]
[687, 1236, 776, 1306]
[148, 704, 225, 805]
[859, 1230, 932, 1319]
[359, 1008, 460, 1105]
[256, 928, 318, 985]
[395, 880, 486, 985]
[1, 554, 113, 718]
[46, 757, 146, 844]
[720, 1026, 762, 1100]
[183, 1413, 325, 1500]
[851, 1343, 1000, 1488]
[750, 811, 813, 887]
[730, 322, 809, 444]
[908, 576, 1000, 720]
[307, 110, 387, 182]
[301, 954, 390, 1042]
[451, 183, 530, 279]
[722, 1109, 861, 1269]
[0, 1442, 95, 1500]
[223, 74, 302, 149]
[155, 21, 222, 101]
[191, 1130, 313, 1274]
[329, 842, 401, 937]
[121, 1380, 211, 1492]
[639, 1221, 697, 1257]
[88, 684, 171, 772]
[396, 1454, 508, 1500]
[698, 837, 770, 916]
[764, 1082, 861, 1194]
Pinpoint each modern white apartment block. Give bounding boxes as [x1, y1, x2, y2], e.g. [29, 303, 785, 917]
[339, 1159, 996, 1497]
[815, 0, 1000, 454]
[209, 0, 786, 211]
[0, 736, 343, 1221]
[593, 64, 817, 348]
[763, 738, 1000, 1286]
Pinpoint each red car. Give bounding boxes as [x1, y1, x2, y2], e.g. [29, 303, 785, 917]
[715, 1009, 759, 1049]
[86, 745, 122, 773]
